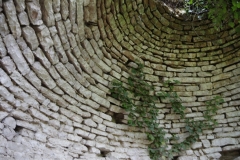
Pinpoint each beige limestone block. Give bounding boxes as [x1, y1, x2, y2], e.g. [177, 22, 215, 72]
[2, 127, 15, 140]
[202, 65, 216, 71]
[226, 110, 240, 118]
[22, 47, 35, 65]
[88, 85, 106, 98]
[0, 101, 12, 112]
[4, 35, 30, 75]
[91, 73, 108, 86]
[75, 128, 90, 139]
[0, 13, 9, 37]
[67, 33, 77, 48]
[22, 26, 39, 50]
[60, 0, 69, 20]
[96, 142, 115, 152]
[48, 138, 72, 147]
[185, 67, 202, 72]
[82, 39, 95, 57]
[178, 156, 198, 160]
[60, 108, 83, 123]
[97, 124, 106, 131]
[92, 115, 103, 124]
[78, 57, 93, 75]
[68, 134, 82, 142]
[32, 62, 56, 89]
[26, 2, 43, 25]
[212, 138, 238, 147]
[207, 153, 221, 159]
[91, 128, 107, 136]
[84, 119, 97, 127]
[64, 19, 71, 33]
[2, 117, 16, 130]
[69, 143, 88, 154]
[65, 51, 83, 74]
[3, 0, 21, 38]
[86, 99, 100, 109]
[56, 21, 68, 44]
[44, 47, 59, 65]
[55, 63, 75, 85]
[40, 0, 55, 26]
[52, 0, 60, 12]
[29, 107, 49, 122]
[14, 0, 25, 12]
[0, 37, 7, 57]
[37, 28, 54, 52]
[0, 86, 15, 102]
[67, 105, 84, 117]
[211, 72, 233, 82]
[0, 68, 13, 87]
[223, 144, 240, 151]
[12, 110, 33, 122]
[79, 86, 92, 98]
[77, 0, 84, 40]
[0, 112, 8, 122]
[203, 147, 222, 154]
[69, 0, 76, 24]
[18, 11, 30, 25]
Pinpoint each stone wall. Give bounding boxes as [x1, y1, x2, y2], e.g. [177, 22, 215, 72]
[0, 0, 240, 159]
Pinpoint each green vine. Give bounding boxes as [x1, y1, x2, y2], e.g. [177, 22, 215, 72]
[110, 63, 224, 160]
[184, 0, 240, 31]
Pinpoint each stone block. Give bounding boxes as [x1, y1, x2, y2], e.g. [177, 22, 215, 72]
[177, 156, 198, 160]
[212, 138, 238, 146]
[0, 14, 9, 37]
[96, 142, 115, 152]
[2, 117, 16, 129]
[68, 134, 82, 142]
[226, 110, 240, 118]
[202, 65, 216, 71]
[16, 120, 37, 131]
[26, 2, 43, 25]
[40, 0, 55, 26]
[32, 62, 56, 89]
[211, 72, 233, 82]
[22, 26, 39, 50]
[3, 0, 21, 38]
[203, 147, 222, 154]
[35, 132, 47, 142]
[201, 139, 211, 148]
[207, 152, 221, 159]
[18, 11, 30, 25]
[191, 142, 202, 149]
[48, 138, 72, 147]
[84, 119, 97, 128]
[29, 107, 49, 122]
[0, 111, 8, 122]
[4, 35, 30, 75]
[0, 68, 13, 87]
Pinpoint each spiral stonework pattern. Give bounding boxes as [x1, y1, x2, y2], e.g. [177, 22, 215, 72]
[0, 0, 240, 159]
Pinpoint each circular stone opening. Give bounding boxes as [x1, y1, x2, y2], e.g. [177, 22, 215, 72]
[154, 0, 208, 20]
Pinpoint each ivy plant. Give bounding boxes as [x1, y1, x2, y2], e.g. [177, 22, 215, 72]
[110, 63, 224, 160]
[184, 0, 240, 31]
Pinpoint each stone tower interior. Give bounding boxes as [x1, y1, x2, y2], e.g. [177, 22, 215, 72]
[0, 0, 240, 160]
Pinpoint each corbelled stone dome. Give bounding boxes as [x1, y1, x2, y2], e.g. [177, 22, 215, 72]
[0, 0, 240, 159]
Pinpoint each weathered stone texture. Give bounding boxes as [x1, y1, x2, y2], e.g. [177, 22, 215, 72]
[22, 26, 39, 50]
[3, 0, 21, 38]
[0, 0, 240, 160]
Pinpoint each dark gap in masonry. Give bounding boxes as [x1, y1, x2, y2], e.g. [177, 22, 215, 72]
[220, 149, 240, 160]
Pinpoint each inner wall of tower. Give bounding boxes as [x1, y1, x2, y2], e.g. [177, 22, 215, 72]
[0, 0, 240, 159]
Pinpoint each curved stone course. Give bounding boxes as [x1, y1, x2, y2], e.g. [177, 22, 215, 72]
[0, 0, 240, 159]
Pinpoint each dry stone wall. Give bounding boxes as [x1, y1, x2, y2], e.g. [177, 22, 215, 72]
[0, 0, 240, 160]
